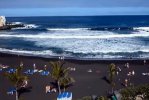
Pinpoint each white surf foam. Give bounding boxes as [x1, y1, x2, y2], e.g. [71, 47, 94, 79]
[0, 32, 149, 39]
[0, 48, 56, 56]
[134, 27, 149, 31]
[0, 27, 149, 59]
[12, 22, 23, 24]
[47, 28, 88, 31]
[12, 23, 39, 29]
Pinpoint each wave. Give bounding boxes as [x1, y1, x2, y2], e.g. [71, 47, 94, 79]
[134, 27, 149, 32]
[11, 22, 23, 24]
[47, 27, 149, 32]
[0, 47, 149, 59]
[0, 32, 149, 39]
[89, 27, 133, 31]
[0, 48, 55, 56]
[11, 21, 39, 29]
[47, 28, 88, 31]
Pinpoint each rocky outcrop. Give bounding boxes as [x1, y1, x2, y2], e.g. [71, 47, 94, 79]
[0, 16, 6, 27]
[0, 16, 25, 30]
[0, 24, 25, 30]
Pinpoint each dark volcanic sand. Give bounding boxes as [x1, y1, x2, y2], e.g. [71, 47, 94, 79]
[0, 53, 149, 100]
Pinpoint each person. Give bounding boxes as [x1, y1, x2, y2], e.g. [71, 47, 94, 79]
[20, 62, 23, 67]
[21, 80, 28, 88]
[126, 63, 129, 68]
[124, 79, 128, 87]
[33, 63, 36, 69]
[144, 60, 146, 65]
[118, 66, 121, 72]
[132, 70, 135, 75]
[51, 88, 57, 92]
[127, 72, 131, 76]
[44, 65, 47, 70]
[46, 86, 51, 93]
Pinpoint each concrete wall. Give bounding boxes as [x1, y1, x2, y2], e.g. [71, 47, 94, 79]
[0, 16, 6, 27]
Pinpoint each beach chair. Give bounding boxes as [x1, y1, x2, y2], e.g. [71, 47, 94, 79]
[6, 68, 16, 73]
[40, 71, 49, 76]
[24, 69, 34, 75]
[57, 92, 72, 100]
[7, 87, 16, 95]
[67, 92, 72, 100]
[57, 93, 63, 100]
[62, 92, 67, 100]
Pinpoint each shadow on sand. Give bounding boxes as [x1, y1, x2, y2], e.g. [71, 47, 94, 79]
[18, 86, 32, 98]
[101, 76, 111, 84]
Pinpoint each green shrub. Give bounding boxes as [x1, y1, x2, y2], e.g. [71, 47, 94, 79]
[120, 84, 149, 100]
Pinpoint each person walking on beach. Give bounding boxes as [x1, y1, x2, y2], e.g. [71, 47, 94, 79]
[44, 64, 47, 70]
[20, 61, 23, 67]
[33, 63, 36, 70]
[126, 63, 129, 68]
[124, 79, 128, 87]
[132, 70, 135, 76]
[144, 60, 146, 65]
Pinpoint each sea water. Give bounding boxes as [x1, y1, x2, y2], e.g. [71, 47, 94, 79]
[0, 16, 149, 59]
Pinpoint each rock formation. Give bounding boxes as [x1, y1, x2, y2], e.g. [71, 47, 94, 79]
[0, 16, 6, 27]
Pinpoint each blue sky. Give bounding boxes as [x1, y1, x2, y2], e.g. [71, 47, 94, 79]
[0, 0, 149, 16]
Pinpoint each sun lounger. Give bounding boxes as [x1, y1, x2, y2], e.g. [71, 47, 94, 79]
[57, 92, 72, 100]
[142, 73, 149, 76]
[24, 69, 34, 75]
[57, 93, 63, 100]
[6, 68, 16, 73]
[40, 71, 49, 76]
[7, 87, 16, 95]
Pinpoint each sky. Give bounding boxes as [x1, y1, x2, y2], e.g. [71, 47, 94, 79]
[0, 0, 149, 16]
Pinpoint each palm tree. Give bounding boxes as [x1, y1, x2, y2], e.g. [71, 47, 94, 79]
[50, 61, 74, 94]
[5, 66, 28, 100]
[108, 63, 116, 93]
[60, 76, 75, 92]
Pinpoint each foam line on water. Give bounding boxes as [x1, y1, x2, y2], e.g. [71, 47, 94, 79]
[47, 28, 88, 31]
[134, 27, 149, 31]
[0, 32, 149, 39]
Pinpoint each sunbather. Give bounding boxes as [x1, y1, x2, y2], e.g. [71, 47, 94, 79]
[46, 86, 51, 93]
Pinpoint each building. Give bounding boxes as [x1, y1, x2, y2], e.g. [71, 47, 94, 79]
[0, 16, 6, 27]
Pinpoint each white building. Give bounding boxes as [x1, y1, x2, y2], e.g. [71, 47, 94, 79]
[0, 16, 6, 27]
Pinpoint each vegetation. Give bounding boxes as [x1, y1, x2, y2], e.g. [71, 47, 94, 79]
[108, 63, 116, 93]
[50, 61, 74, 94]
[77, 96, 108, 100]
[5, 66, 28, 100]
[120, 84, 149, 100]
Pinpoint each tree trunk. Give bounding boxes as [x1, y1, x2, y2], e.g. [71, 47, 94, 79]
[57, 81, 61, 94]
[15, 87, 18, 100]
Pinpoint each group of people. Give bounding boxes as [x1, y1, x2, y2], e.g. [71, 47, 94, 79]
[115, 62, 136, 87]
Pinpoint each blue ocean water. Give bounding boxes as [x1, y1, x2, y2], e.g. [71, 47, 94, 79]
[0, 16, 149, 59]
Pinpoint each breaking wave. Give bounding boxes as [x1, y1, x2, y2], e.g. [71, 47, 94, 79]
[0, 26, 149, 59]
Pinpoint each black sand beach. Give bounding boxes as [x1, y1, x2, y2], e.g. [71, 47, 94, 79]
[0, 53, 149, 100]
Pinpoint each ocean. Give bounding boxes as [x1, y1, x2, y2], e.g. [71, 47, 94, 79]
[0, 15, 149, 59]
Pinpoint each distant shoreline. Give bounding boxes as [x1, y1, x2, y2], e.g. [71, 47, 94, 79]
[0, 52, 148, 63]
